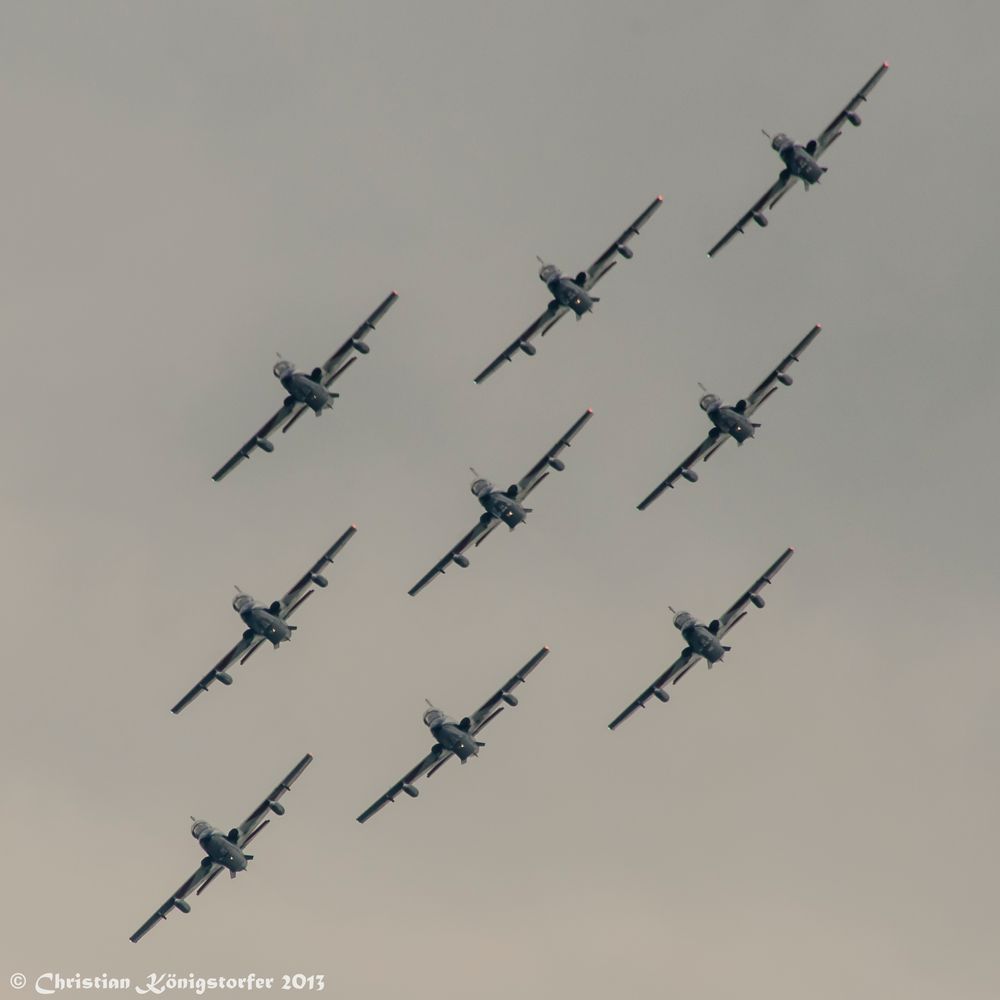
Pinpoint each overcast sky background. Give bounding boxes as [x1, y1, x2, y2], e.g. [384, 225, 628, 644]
[2, 2, 999, 997]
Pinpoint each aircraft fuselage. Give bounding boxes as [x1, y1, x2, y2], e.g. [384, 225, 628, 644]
[238, 605, 292, 646]
[681, 621, 727, 663]
[429, 720, 481, 762]
[195, 826, 248, 872]
[479, 490, 528, 529]
[707, 404, 756, 444]
[547, 275, 595, 318]
[280, 371, 334, 414]
[777, 141, 826, 184]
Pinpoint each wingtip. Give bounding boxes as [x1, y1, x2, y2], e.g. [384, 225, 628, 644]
[656, 194, 664, 202]
[586, 407, 593, 414]
[350, 523, 358, 531]
[883, 60, 890, 68]
[788, 545, 796, 553]
[542, 644, 550, 651]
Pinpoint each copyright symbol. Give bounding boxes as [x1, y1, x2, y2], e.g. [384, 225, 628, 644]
[10, 972, 26, 989]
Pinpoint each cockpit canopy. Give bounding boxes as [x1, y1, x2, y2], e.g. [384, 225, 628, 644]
[699, 393, 721, 412]
[672, 610, 695, 631]
[190, 818, 213, 840]
[470, 478, 493, 498]
[770, 132, 792, 152]
[273, 359, 295, 380]
[538, 261, 561, 284]
[232, 592, 255, 613]
[422, 706, 446, 729]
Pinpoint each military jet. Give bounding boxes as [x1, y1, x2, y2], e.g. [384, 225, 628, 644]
[474, 196, 663, 383]
[129, 752, 313, 942]
[707, 62, 889, 257]
[637, 324, 822, 510]
[609, 548, 794, 730]
[408, 409, 594, 596]
[212, 291, 398, 481]
[357, 647, 549, 823]
[171, 526, 356, 714]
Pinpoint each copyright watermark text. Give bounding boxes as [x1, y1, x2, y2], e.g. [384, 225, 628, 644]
[9, 972, 325, 995]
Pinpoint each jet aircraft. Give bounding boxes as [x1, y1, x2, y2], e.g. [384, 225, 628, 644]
[707, 62, 889, 257]
[129, 752, 313, 942]
[608, 548, 794, 729]
[171, 526, 357, 714]
[407, 409, 594, 596]
[637, 324, 822, 510]
[212, 291, 398, 481]
[357, 647, 549, 822]
[474, 196, 663, 383]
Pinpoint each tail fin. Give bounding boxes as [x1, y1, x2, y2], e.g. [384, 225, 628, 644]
[475, 740, 486, 747]
[723, 645, 732, 652]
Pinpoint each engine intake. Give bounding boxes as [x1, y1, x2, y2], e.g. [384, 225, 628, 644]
[548, 457, 565, 472]
[846, 111, 862, 126]
[616, 242, 634, 259]
[255, 437, 275, 453]
[452, 553, 470, 568]
[268, 800, 286, 816]
[174, 899, 191, 914]
[402, 784, 419, 798]
[752, 211, 768, 228]
[653, 688, 670, 703]
[518, 340, 537, 356]
[681, 468, 698, 483]
[777, 372, 793, 386]
[750, 593, 765, 609]
[310, 572, 328, 588]
[215, 671, 234, 686]
[501, 692, 518, 707]
[351, 339, 371, 354]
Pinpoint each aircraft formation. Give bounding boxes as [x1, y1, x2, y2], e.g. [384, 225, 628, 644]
[128, 62, 890, 941]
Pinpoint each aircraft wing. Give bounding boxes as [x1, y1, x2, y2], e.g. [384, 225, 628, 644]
[356, 746, 454, 823]
[235, 752, 314, 842]
[608, 647, 700, 730]
[473, 305, 569, 384]
[128, 860, 220, 942]
[276, 525, 358, 615]
[466, 646, 550, 735]
[815, 62, 890, 155]
[211, 402, 297, 483]
[584, 194, 664, 288]
[707, 172, 797, 258]
[514, 408, 594, 501]
[170, 632, 262, 715]
[316, 291, 399, 387]
[743, 324, 823, 415]
[407, 516, 498, 596]
[716, 547, 795, 638]
[636, 433, 719, 510]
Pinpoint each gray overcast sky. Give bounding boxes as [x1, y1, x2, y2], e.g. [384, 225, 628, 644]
[3, 2, 999, 997]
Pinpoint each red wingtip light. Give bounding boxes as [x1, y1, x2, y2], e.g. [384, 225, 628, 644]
[391, 289, 399, 296]
[883, 60, 890, 68]
[586, 407, 593, 414]
[543, 645, 550, 651]
[656, 194, 664, 201]
[351, 523, 358, 530]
